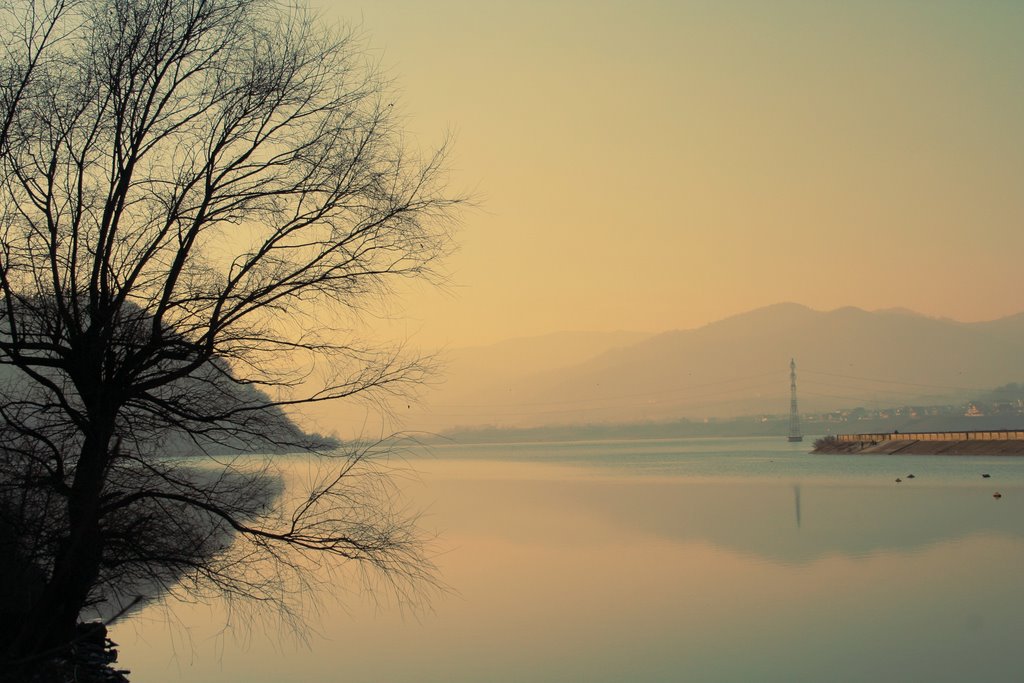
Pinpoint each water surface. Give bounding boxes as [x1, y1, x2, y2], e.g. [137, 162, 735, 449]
[116, 437, 1024, 682]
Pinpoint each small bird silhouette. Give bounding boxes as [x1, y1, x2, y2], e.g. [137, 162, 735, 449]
[982, 473, 991, 478]
[993, 492, 1003, 499]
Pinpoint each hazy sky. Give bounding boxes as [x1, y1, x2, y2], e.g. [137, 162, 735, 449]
[323, 0, 1024, 348]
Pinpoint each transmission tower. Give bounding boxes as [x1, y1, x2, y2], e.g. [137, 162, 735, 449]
[788, 358, 803, 442]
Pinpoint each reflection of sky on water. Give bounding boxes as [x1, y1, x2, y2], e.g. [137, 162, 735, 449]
[424, 437, 1024, 563]
[117, 438, 1024, 682]
[542, 476, 1022, 564]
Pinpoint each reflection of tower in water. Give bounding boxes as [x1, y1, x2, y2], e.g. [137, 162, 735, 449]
[788, 358, 803, 442]
[794, 485, 801, 529]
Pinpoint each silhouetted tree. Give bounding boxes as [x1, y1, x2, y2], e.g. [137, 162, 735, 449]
[0, 0, 456, 672]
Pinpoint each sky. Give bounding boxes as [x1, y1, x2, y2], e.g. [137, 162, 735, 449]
[316, 0, 1024, 349]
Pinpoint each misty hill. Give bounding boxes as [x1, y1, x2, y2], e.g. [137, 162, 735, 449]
[411, 303, 1024, 431]
[441, 329, 651, 383]
[0, 360, 333, 456]
[402, 330, 651, 431]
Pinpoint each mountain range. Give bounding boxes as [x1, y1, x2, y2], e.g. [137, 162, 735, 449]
[406, 303, 1024, 432]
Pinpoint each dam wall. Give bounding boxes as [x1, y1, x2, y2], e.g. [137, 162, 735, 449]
[835, 430, 1024, 443]
[815, 430, 1024, 455]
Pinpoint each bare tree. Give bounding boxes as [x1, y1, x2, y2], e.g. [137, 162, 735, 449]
[0, 0, 457, 670]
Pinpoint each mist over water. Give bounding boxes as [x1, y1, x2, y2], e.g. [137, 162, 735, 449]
[117, 437, 1024, 682]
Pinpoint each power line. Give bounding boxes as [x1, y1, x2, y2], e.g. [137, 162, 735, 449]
[428, 370, 784, 410]
[802, 368, 979, 393]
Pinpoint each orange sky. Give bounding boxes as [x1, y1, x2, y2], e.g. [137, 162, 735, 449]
[317, 0, 1024, 348]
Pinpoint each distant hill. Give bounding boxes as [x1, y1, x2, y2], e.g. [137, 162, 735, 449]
[408, 303, 1024, 431]
[438, 329, 652, 387]
[0, 359, 335, 456]
[400, 330, 651, 432]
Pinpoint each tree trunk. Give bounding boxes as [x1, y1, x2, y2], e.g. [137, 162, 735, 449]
[8, 431, 110, 664]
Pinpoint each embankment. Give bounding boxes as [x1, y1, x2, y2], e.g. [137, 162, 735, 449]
[813, 430, 1024, 455]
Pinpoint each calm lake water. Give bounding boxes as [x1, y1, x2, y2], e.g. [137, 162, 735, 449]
[115, 437, 1024, 682]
